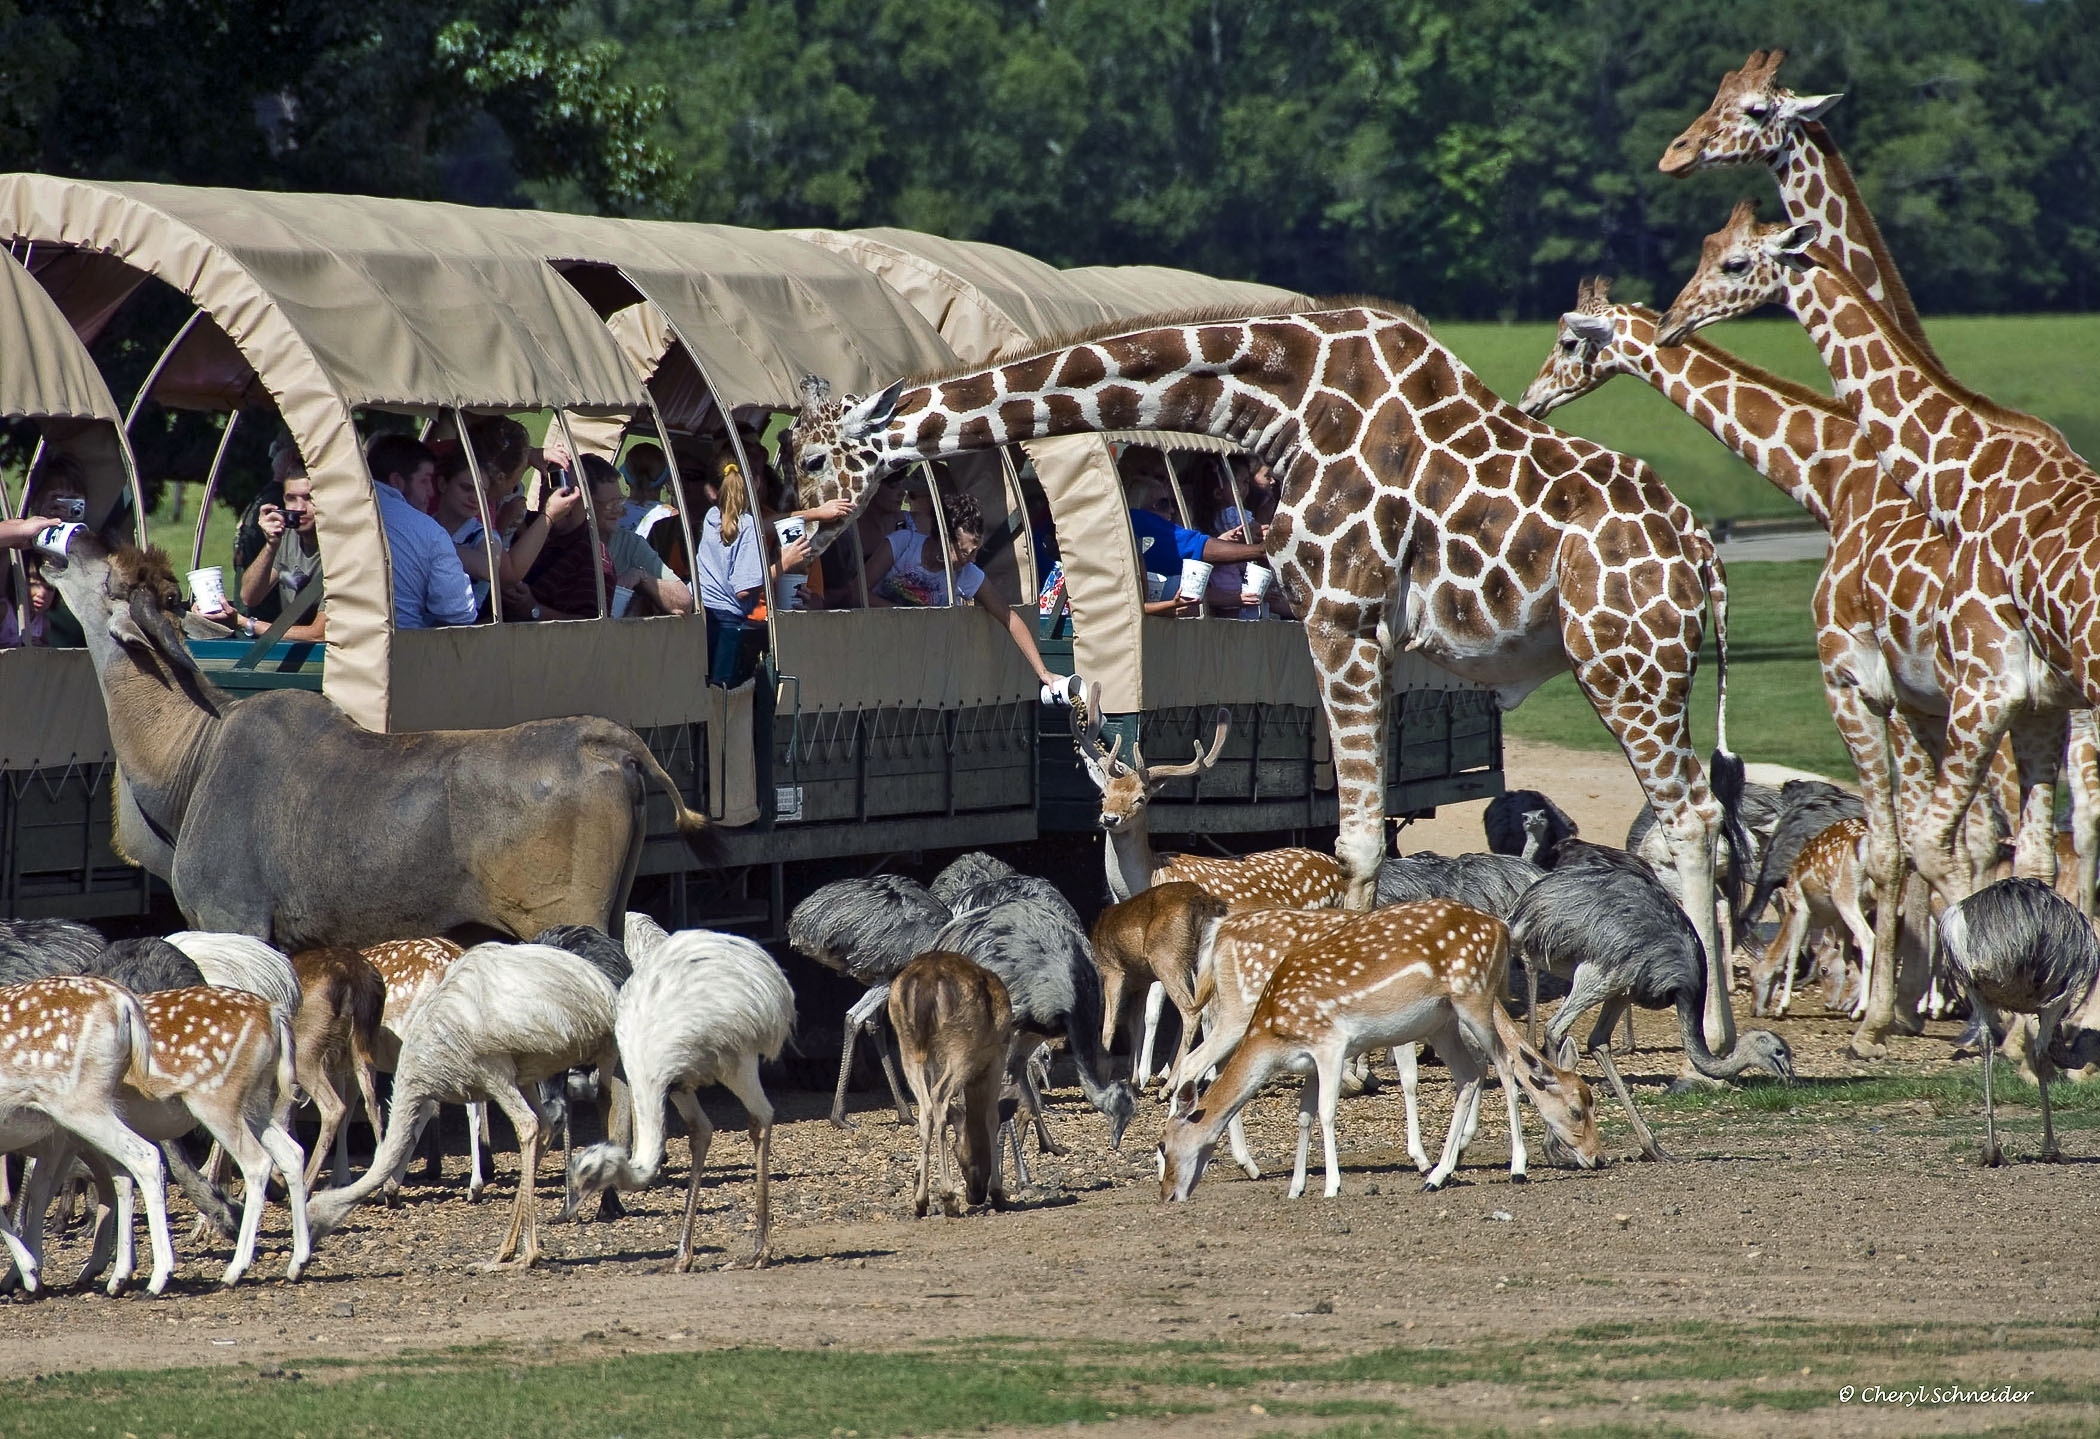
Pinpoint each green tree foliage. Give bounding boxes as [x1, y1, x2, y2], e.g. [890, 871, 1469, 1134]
[581, 0, 2099, 317]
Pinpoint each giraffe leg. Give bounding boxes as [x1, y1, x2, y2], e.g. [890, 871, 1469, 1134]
[1300, 601, 1391, 911]
[1853, 706, 1931, 1054]
[2066, 712, 2100, 918]
[2006, 708, 2069, 886]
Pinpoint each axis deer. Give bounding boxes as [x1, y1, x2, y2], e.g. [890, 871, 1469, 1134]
[1751, 818, 1874, 1018]
[0, 976, 175, 1296]
[1159, 901, 1602, 1200]
[120, 987, 312, 1286]
[888, 950, 1016, 1218]
[1090, 882, 1228, 1087]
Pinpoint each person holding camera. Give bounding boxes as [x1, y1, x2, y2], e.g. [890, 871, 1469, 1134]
[231, 461, 326, 641]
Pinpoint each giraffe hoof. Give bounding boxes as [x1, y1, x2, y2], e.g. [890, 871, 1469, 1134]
[1847, 1039, 1890, 1062]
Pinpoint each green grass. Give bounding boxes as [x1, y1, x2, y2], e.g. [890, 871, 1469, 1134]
[14, 1321, 2097, 1439]
[1495, 557, 1846, 778]
[1440, 313, 2100, 524]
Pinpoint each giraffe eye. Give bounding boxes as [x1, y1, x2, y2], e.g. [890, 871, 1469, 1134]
[1745, 102, 1770, 120]
[1721, 258, 1750, 276]
[1560, 338, 1578, 353]
[801, 454, 827, 474]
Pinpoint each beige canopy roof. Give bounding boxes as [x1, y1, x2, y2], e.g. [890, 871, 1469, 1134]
[0, 175, 660, 729]
[0, 245, 123, 424]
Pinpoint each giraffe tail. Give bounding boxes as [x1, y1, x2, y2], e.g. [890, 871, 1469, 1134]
[1701, 551, 1751, 943]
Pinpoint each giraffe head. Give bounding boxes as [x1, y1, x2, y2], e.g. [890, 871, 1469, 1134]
[1516, 276, 1625, 419]
[1656, 199, 1817, 346]
[1658, 49, 1842, 176]
[780, 373, 909, 553]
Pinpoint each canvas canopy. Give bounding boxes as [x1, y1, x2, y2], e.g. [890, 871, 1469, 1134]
[0, 175, 654, 730]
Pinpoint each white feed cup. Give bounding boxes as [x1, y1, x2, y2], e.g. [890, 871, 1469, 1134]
[187, 566, 227, 613]
[774, 573, 806, 610]
[610, 583, 636, 618]
[1176, 560, 1214, 606]
[1240, 562, 1274, 607]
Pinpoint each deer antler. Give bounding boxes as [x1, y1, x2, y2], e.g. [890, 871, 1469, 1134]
[1067, 682, 1124, 775]
[1144, 707, 1231, 782]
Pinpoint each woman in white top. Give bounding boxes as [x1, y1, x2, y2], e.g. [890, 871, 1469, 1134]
[864, 491, 1062, 690]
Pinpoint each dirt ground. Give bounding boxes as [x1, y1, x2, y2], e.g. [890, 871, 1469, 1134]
[9, 739, 2096, 1434]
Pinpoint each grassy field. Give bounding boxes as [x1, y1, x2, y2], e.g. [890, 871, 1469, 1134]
[9, 1314, 2095, 1437]
[1440, 312, 2100, 523]
[1497, 558, 1849, 779]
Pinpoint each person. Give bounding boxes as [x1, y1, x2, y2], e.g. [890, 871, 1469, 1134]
[586, 456, 692, 616]
[865, 491, 1065, 691]
[21, 456, 92, 646]
[618, 442, 672, 534]
[368, 432, 477, 630]
[0, 555, 53, 647]
[695, 440, 806, 631]
[645, 437, 715, 582]
[431, 433, 578, 618]
[233, 459, 326, 641]
[1125, 471, 1265, 617]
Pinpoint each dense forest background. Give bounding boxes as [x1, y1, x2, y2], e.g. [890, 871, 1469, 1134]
[1, 0, 2093, 322]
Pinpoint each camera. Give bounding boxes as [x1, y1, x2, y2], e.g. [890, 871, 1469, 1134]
[56, 496, 86, 521]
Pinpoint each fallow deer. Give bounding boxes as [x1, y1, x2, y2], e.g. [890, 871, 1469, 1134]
[121, 987, 313, 1286]
[1089, 882, 1228, 1087]
[289, 947, 387, 1189]
[362, 936, 490, 1199]
[0, 976, 175, 1296]
[1159, 900, 1602, 1200]
[1751, 818, 1874, 1018]
[888, 950, 1015, 1218]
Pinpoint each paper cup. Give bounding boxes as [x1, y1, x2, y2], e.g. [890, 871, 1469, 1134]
[773, 516, 807, 548]
[187, 566, 226, 612]
[774, 573, 807, 610]
[1144, 573, 1172, 603]
[611, 584, 636, 618]
[1240, 562, 1274, 605]
[1177, 560, 1214, 604]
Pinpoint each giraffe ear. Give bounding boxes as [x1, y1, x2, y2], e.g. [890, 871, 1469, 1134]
[1565, 311, 1615, 349]
[842, 379, 906, 440]
[1772, 222, 1820, 270]
[1779, 91, 1842, 124]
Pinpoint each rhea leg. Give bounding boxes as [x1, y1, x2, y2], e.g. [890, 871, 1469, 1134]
[831, 984, 892, 1128]
[485, 1082, 547, 1269]
[1583, 1000, 1669, 1162]
[717, 1053, 774, 1265]
[667, 1089, 714, 1272]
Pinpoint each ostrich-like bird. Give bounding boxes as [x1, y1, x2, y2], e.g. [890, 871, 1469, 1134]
[1940, 878, 2100, 1165]
[1482, 790, 1579, 865]
[787, 873, 949, 1127]
[932, 896, 1136, 1170]
[928, 851, 1017, 908]
[566, 931, 795, 1268]
[1510, 864, 1793, 1161]
[1376, 851, 1541, 920]
[0, 918, 105, 982]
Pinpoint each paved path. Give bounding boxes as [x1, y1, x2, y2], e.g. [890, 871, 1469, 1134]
[1716, 530, 1828, 564]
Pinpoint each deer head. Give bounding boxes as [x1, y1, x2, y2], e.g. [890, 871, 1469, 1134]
[1659, 48, 1842, 177]
[32, 526, 204, 684]
[1657, 199, 1819, 347]
[778, 372, 910, 554]
[1517, 276, 1624, 419]
[1068, 683, 1230, 835]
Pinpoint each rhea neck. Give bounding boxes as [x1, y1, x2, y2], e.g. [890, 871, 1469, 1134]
[1604, 306, 1848, 527]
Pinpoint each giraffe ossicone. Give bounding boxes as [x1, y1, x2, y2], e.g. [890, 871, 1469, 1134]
[784, 302, 1752, 1051]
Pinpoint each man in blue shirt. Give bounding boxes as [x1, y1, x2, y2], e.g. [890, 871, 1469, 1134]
[1127, 475, 1267, 616]
[368, 433, 479, 630]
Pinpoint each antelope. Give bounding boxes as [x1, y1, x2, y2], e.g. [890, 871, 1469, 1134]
[888, 950, 1015, 1218]
[0, 976, 175, 1296]
[1090, 882, 1228, 1087]
[362, 936, 490, 1198]
[1751, 818, 1874, 1019]
[289, 948, 387, 1189]
[1159, 900, 1602, 1200]
[120, 987, 312, 1286]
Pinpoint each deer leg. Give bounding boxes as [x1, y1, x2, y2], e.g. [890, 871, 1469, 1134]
[1834, 875, 1877, 1023]
[253, 1109, 312, 1282]
[668, 1089, 714, 1273]
[303, 1066, 348, 1194]
[1394, 1044, 1429, 1173]
[1137, 981, 1167, 1087]
[1285, 1075, 1316, 1200]
[1226, 1112, 1259, 1180]
[1317, 1052, 1348, 1198]
[1423, 1026, 1483, 1192]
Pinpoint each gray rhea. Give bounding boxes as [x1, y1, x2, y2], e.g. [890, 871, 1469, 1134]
[0, 919, 106, 984]
[1483, 789, 1579, 865]
[1509, 864, 1793, 1161]
[1375, 851, 1541, 920]
[927, 851, 1018, 909]
[1939, 877, 2100, 1166]
[787, 873, 950, 1127]
[931, 895, 1137, 1165]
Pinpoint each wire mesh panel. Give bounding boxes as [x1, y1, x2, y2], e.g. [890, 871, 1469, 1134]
[2, 763, 153, 919]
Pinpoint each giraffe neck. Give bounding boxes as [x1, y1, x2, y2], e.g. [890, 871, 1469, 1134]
[1607, 307, 1844, 528]
[868, 315, 1319, 475]
[1783, 264, 1972, 533]
[1773, 124, 1937, 362]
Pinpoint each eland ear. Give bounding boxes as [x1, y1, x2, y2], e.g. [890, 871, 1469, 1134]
[124, 587, 204, 680]
[842, 379, 906, 440]
[107, 604, 153, 651]
[1782, 91, 1842, 124]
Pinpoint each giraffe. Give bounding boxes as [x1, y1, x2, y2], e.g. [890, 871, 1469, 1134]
[1660, 48, 1941, 365]
[782, 304, 1753, 1051]
[1515, 277, 2028, 1053]
[1657, 205, 2100, 923]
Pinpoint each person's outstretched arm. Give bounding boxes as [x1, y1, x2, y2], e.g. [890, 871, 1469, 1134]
[974, 586, 1059, 687]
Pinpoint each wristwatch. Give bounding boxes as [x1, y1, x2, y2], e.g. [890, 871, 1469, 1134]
[529, 605, 543, 621]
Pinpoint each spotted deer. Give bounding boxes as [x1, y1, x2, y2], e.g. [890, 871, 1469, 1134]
[888, 950, 1016, 1218]
[1089, 882, 1229, 1087]
[0, 976, 175, 1296]
[289, 948, 386, 1189]
[1159, 900, 1602, 1200]
[362, 936, 489, 1199]
[120, 987, 312, 1286]
[1752, 818, 1874, 1019]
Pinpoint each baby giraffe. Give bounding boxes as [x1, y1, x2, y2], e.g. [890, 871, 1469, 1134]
[1159, 900, 1602, 1200]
